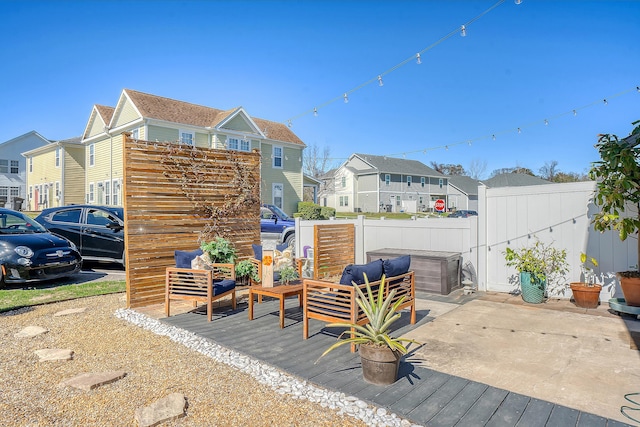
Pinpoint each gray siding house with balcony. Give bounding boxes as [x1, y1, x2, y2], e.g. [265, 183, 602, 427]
[322, 153, 448, 213]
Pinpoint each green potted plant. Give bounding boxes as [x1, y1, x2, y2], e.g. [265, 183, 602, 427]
[589, 120, 640, 306]
[278, 265, 299, 285]
[235, 259, 259, 287]
[504, 239, 569, 304]
[569, 253, 602, 308]
[317, 275, 420, 385]
[200, 237, 237, 264]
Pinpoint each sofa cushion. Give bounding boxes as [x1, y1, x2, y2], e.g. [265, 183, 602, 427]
[175, 249, 203, 269]
[213, 279, 236, 296]
[383, 255, 411, 278]
[339, 259, 384, 285]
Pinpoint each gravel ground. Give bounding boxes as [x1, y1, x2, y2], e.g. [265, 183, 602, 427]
[0, 293, 370, 427]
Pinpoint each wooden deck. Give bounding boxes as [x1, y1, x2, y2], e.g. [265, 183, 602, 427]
[160, 294, 632, 427]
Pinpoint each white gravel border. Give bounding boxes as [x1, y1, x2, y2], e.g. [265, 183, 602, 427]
[115, 308, 422, 427]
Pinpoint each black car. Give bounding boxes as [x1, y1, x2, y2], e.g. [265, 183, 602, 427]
[448, 210, 478, 218]
[0, 208, 82, 285]
[35, 205, 125, 266]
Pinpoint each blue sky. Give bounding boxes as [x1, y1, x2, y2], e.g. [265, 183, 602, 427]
[1, 0, 638, 179]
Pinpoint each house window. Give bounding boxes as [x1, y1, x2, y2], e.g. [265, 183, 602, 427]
[341, 176, 346, 188]
[104, 180, 111, 205]
[407, 176, 412, 186]
[273, 146, 283, 168]
[439, 178, 443, 188]
[55, 182, 60, 199]
[55, 148, 60, 167]
[130, 127, 139, 139]
[29, 157, 33, 173]
[179, 130, 194, 145]
[0, 160, 8, 173]
[385, 174, 390, 186]
[228, 137, 238, 150]
[10, 160, 18, 174]
[29, 186, 32, 202]
[339, 196, 344, 207]
[339, 196, 349, 207]
[88, 182, 95, 203]
[89, 144, 95, 167]
[396, 195, 401, 207]
[240, 139, 250, 151]
[112, 179, 120, 205]
[421, 177, 425, 187]
[272, 183, 283, 208]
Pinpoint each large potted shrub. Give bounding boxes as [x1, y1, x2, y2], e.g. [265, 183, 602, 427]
[317, 275, 419, 385]
[589, 120, 640, 306]
[235, 259, 259, 287]
[504, 239, 569, 304]
[569, 253, 602, 309]
[200, 237, 237, 264]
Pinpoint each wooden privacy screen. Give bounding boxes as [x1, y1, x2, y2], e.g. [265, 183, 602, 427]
[122, 134, 261, 308]
[313, 223, 355, 279]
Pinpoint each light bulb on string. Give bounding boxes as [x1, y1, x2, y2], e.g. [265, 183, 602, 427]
[378, 75, 384, 86]
[467, 140, 472, 146]
[287, 120, 292, 128]
[416, 53, 422, 64]
[343, 93, 349, 103]
[460, 25, 467, 37]
[517, 128, 521, 134]
[515, 0, 522, 4]
[445, 145, 449, 150]
[544, 119, 549, 126]
[492, 134, 496, 140]
[603, 99, 608, 105]
[313, 108, 318, 117]
[573, 110, 577, 116]
[637, 86, 640, 92]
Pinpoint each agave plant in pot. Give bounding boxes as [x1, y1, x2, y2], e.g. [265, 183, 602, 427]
[569, 253, 602, 309]
[504, 239, 569, 304]
[589, 121, 640, 306]
[317, 275, 420, 385]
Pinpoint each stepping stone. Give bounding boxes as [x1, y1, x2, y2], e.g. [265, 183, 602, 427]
[135, 393, 186, 427]
[35, 349, 74, 361]
[14, 326, 49, 338]
[60, 371, 127, 391]
[54, 307, 87, 317]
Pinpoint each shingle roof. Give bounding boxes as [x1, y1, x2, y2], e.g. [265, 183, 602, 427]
[57, 136, 82, 145]
[481, 173, 550, 188]
[95, 105, 115, 124]
[447, 175, 479, 195]
[123, 89, 304, 146]
[353, 153, 443, 177]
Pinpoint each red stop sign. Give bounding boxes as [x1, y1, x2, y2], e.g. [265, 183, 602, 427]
[434, 199, 446, 212]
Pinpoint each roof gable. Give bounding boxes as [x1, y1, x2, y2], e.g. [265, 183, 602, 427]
[350, 153, 443, 177]
[481, 173, 551, 188]
[83, 105, 114, 140]
[1, 130, 50, 149]
[215, 107, 264, 137]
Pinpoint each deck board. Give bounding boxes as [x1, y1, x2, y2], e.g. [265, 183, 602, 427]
[161, 298, 633, 427]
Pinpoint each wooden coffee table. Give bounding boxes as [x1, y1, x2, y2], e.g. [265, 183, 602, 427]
[248, 282, 304, 328]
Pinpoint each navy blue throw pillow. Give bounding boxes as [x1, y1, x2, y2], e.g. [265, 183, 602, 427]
[174, 249, 203, 268]
[252, 244, 263, 261]
[383, 255, 411, 278]
[276, 242, 289, 252]
[339, 259, 384, 285]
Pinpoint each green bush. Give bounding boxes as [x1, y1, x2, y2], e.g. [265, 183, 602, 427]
[320, 206, 335, 219]
[297, 202, 323, 220]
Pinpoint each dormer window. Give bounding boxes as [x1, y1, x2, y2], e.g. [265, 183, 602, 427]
[179, 130, 194, 145]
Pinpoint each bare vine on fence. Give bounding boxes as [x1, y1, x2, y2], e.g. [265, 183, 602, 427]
[159, 142, 261, 243]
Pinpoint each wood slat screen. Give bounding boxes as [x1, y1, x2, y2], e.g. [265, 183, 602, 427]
[122, 134, 261, 308]
[313, 223, 355, 279]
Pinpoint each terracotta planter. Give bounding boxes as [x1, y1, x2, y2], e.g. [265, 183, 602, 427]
[359, 344, 401, 385]
[619, 275, 640, 307]
[569, 282, 602, 309]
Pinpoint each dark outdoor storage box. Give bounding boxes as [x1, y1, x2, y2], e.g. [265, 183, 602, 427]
[366, 248, 461, 295]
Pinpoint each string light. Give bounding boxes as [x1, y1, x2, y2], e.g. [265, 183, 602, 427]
[287, 120, 292, 128]
[517, 127, 521, 134]
[603, 99, 608, 105]
[460, 25, 467, 37]
[544, 119, 549, 125]
[492, 134, 496, 140]
[467, 140, 472, 146]
[313, 107, 318, 117]
[343, 93, 349, 103]
[573, 109, 577, 116]
[377, 75, 384, 87]
[416, 53, 422, 64]
[637, 86, 640, 92]
[515, 0, 522, 4]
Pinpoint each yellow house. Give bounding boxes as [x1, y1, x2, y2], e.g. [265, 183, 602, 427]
[23, 137, 85, 210]
[81, 89, 306, 215]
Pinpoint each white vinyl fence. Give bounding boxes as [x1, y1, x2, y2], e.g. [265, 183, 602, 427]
[295, 181, 638, 300]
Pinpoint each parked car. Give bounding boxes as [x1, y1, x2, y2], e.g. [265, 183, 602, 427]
[448, 210, 478, 218]
[260, 204, 295, 249]
[0, 208, 82, 285]
[35, 205, 125, 266]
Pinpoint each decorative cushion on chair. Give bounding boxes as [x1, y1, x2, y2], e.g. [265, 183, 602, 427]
[174, 249, 204, 268]
[339, 259, 384, 285]
[274, 248, 294, 271]
[383, 255, 411, 278]
[252, 243, 291, 261]
[213, 279, 236, 296]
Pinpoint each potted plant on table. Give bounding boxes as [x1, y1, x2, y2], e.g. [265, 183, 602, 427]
[504, 239, 570, 304]
[569, 253, 602, 309]
[589, 120, 640, 306]
[235, 259, 260, 287]
[278, 265, 299, 285]
[317, 275, 420, 385]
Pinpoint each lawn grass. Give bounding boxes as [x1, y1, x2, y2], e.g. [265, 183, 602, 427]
[0, 280, 126, 312]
